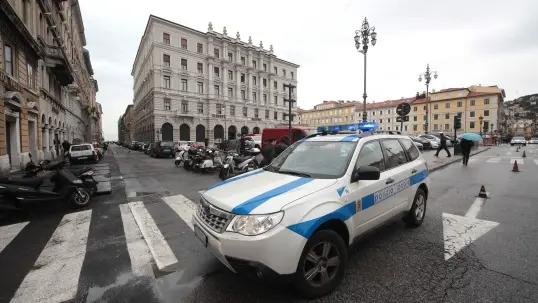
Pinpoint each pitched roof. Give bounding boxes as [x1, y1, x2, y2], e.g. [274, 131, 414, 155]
[435, 88, 468, 93]
[467, 91, 500, 98]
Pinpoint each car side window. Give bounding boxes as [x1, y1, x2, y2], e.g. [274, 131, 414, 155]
[355, 141, 385, 172]
[381, 139, 408, 169]
[400, 138, 420, 161]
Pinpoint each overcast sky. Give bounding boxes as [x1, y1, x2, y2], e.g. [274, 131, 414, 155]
[79, 0, 538, 140]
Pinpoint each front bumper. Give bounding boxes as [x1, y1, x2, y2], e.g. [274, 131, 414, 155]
[192, 212, 306, 279]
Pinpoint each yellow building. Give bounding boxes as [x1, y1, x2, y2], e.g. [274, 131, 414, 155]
[299, 101, 358, 127]
[426, 85, 505, 134]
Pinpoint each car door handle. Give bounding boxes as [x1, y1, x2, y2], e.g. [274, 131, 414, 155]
[385, 178, 394, 184]
[411, 169, 417, 174]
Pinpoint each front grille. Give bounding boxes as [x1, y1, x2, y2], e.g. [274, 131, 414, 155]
[197, 197, 234, 233]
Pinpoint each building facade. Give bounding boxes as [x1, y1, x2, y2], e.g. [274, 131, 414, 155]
[131, 15, 299, 144]
[0, 0, 100, 174]
[299, 85, 505, 136]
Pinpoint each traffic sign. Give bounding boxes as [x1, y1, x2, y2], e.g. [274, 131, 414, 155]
[396, 103, 411, 117]
[396, 116, 409, 122]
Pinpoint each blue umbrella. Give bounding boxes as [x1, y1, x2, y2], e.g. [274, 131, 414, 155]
[460, 133, 483, 141]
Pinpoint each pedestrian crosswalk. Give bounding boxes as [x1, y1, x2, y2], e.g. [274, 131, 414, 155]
[469, 156, 538, 166]
[0, 194, 201, 303]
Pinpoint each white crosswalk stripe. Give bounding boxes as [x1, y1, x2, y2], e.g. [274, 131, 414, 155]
[128, 201, 178, 271]
[162, 194, 197, 230]
[486, 157, 501, 163]
[0, 222, 28, 254]
[120, 204, 153, 276]
[11, 210, 92, 303]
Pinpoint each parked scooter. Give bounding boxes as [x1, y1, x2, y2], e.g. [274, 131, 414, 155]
[0, 169, 92, 220]
[192, 149, 222, 173]
[183, 147, 203, 171]
[219, 148, 261, 180]
[22, 154, 98, 195]
[174, 144, 190, 167]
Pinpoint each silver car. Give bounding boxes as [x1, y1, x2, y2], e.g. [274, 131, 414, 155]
[510, 136, 526, 146]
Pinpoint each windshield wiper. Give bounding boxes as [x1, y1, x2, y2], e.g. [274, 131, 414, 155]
[278, 170, 312, 178]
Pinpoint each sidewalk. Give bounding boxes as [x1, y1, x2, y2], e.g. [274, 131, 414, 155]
[422, 146, 491, 173]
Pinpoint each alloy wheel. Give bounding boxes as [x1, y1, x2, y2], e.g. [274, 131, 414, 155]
[303, 241, 340, 287]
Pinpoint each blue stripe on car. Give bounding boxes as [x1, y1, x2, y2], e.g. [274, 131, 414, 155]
[340, 134, 359, 142]
[206, 169, 265, 191]
[232, 177, 314, 215]
[336, 186, 345, 197]
[287, 169, 429, 238]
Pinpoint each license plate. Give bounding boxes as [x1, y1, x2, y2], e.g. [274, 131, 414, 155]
[78, 157, 88, 160]
[194, 225, 207, 247]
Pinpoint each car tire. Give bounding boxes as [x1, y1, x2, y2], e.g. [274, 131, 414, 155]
[293, 230, 348, 298]
[404, 188, 427, 227]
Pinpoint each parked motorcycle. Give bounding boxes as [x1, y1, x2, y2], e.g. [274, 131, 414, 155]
[219, 148, 261, 180]
[0, 169, 91, 220]
[183, 147, 203, 171]
[23, 155, 99, 196]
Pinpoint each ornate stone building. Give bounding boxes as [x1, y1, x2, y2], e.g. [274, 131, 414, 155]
[0, 0, 100, 174]
[131, 15, 299, 144]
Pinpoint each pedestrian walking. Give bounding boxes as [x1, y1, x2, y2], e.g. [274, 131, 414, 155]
[239, 133, 247, 155]
[275, 137, 289, 158]
[435, 132, 451, 158]
[260, 138, 277, 167]
[460, 138, 473, 166]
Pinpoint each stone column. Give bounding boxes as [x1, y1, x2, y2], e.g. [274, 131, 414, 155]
[269, 75, 273, 107]
[247, 71, 252, 103]
[223, 65, 228, 98]
[208, 62, 214, 96]
[259, 73, 263, 105]
[236, 70, 241, 100]
[43, 126, 51, 160]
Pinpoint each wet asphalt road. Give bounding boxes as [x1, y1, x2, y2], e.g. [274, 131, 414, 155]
[1, 144, 537, 303]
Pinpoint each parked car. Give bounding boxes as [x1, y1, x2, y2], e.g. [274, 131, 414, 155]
[145, 143, 154, 155]
[245, 135, 262, 149]
[409, 135, 431, 149]
[150, 141, 175, 158]
[261, 127, 318, 148]
[69, 143, 99, 164]
[418, 135, 440, 149]
[529, 137, 538, 144]
[510, 136, 526, 146]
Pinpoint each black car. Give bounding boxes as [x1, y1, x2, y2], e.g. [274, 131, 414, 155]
[150, 141, 174, 158]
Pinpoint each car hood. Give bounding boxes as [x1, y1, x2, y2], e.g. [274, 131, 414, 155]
[202, 169, 337, 215]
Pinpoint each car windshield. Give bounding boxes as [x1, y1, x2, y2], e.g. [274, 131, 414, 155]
[161, 141, 174, 147]
[513, 137, 525, 140]
[265, 140, 357, 179]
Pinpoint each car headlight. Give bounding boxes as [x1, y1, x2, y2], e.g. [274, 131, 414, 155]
[226, 211, 284, 236]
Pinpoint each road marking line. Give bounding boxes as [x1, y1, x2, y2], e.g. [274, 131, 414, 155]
[11, 210, 92, 303]
[534, 159, 538, 165]
[506, 151, 512, 155]
[128, 201, 178, 270]
[0, 222, 29, 254]
[510, 158, 524, 165]
[465, 197, 486, 219]
[486, 157, 501, 163]
[468, 158, 478, 163]
[119, 204, 153, 276]
[162, 194, 196, 231]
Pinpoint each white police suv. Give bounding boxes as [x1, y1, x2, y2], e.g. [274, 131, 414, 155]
[192, 131, 430, 297]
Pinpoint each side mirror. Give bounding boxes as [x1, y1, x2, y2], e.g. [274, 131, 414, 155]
[351, 166, 381, 183]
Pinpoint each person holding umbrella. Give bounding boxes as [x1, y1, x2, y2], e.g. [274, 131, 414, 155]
[459, 133, 483, 166]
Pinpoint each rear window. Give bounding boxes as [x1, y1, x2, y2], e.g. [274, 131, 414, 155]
[160, 141, 174, 147]
[71, 145, 91, 151]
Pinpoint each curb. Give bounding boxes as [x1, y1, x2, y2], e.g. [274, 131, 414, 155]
[429, 147, 492, 173]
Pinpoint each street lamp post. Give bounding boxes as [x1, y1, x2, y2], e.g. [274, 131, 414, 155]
[354, 18, 377, 123]
[479, 116, 484, 137]
[418, 64, 438, 133]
